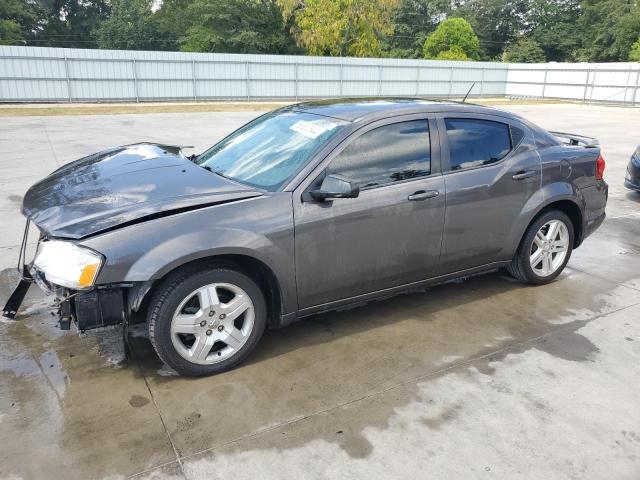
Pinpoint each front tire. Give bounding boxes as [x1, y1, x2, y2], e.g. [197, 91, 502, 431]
[147, 266, 266, 377]
[508, 210, 574, 285]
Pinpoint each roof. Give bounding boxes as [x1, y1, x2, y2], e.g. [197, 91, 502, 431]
[288, 97, 506, 123]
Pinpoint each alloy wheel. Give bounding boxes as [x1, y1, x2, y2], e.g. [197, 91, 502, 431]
[529, 219, 570, 277]
[170, 283, 255, 365]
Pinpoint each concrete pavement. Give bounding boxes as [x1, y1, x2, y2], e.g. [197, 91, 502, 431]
[1, 104, 639, 479]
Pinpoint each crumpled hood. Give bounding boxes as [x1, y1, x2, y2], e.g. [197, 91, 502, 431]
[22, 143, 263, 239]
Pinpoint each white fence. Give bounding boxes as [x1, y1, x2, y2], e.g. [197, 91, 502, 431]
[506, 63, 640, 104]
[0, 46, 638, 105]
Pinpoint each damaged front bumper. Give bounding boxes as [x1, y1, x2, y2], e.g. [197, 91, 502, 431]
[3, 262, 128, 331]
[2, 221, 129, 331]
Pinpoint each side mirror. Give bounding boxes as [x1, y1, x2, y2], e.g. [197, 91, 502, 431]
[309, 174, 360, 202]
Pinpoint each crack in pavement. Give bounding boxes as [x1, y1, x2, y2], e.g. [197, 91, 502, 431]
[165, 300, 640, 470]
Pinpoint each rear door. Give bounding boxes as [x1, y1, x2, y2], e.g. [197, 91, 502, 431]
[437, 114, 541, 273]
[293, 115, 445, 311]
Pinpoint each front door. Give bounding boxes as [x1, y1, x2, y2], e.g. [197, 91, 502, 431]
[437, 114, 542, 273]
[293, 117, 446, 311]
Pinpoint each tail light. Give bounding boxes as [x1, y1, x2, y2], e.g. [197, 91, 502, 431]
[595, 154, 605, 180]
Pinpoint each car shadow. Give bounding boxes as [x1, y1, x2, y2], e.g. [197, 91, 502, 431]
[128, 267, 605, 379]
[624, 190, 640, 203]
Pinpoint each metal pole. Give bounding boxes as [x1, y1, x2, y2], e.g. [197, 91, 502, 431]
[589, 67, 597, 102]
[246, 61, 250, 101]
[447, 66, 454, 98]
[415, 67, 420, 96]
[541, 68, 548, 99]
[582, 68, 591, 103]
[132, 60, 139, 103]
[339, 63, 344, 96]
[63, 55, 72, 103]
[192, 60, 197, 101]
[479, 67, 485, 97]
[624, 65, 632, 105]
[378, 65, 383, 96]
[634, 68, 640, 106]
[294, 62, 298, 101]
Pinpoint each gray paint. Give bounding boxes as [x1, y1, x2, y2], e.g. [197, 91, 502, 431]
[19, 99, 607, 325]
[21, 143, 263, 239]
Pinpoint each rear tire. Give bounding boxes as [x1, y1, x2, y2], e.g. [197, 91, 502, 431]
[147, 266, 266, 377]
[508, 210, 574, 285]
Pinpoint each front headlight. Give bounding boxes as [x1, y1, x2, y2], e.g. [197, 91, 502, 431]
[33, 240, 103, 289]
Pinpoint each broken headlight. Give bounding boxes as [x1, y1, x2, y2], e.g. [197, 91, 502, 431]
[33, 240, 103, 290]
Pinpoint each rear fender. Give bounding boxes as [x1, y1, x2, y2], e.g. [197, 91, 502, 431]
[500, 181, 584, 260]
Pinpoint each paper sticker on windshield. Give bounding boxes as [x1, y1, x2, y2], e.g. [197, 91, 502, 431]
[290, 120, 338, 139]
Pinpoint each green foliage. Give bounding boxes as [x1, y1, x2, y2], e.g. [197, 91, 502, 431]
[93, 0, 160, 50]
[0, 0, 38, 45]
[181, 0, 297, 54]
[277, 0, 400, 57]
[2, 0, 640, 62]
[576, 0, 640, 62]
[526, 0, 581, 61]
[423, 17, 480, 60]
[384, 0, 451, 58]
[152, 0, 193, 51]
[456, 0, 529, 60]
[37, 0, 110, 48]
[631, 38, 640, 61]
[503, 38, 546, 62]
[436, 45, 469, 60]
[0, 19, 23, 45]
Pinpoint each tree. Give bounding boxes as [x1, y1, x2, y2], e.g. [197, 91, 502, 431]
[384, 0, 450, 58]
[0, 0, 38, 45]
[93, 0, 161, 50]
[612, 3, 640, 60]
[36, 0, 110, 48]
[455, 0, 529, 59]
[631, 38, 640, 61]
[503, 38, 546, 62]
[277, 0, 400, 57]
[526, 0, 581, 62]
[181, 0, 297, 54]
[436, 45, 469, 60]
[423, 17, 479, 60]
[576, 0, 640, 62]
[152, 0, 193, 51]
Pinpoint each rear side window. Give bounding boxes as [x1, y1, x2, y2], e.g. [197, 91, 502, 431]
[510, 125, 525, 147]
[445, 118, 512, 171]
[328, 120, 430, 189]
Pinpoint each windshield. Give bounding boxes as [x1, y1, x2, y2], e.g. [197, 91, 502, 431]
[196, 111, 348, 191]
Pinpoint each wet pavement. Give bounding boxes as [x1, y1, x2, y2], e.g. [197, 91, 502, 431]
[1, 104, 639, 479]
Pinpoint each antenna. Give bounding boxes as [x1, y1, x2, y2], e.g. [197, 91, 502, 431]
[462, 82, 475, 103]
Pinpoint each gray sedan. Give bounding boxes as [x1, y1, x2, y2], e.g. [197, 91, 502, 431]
[3, 98, 608, 376]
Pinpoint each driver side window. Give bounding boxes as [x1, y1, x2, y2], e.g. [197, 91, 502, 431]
[327, 120, 431, 189]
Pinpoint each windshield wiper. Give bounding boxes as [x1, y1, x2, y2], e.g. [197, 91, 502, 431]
[200, 164, 230, 179]
[213, 170, 232, 181]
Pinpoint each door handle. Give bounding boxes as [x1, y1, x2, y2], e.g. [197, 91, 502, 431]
[512, 170, 538, 180]
[408, 190, 439, 201]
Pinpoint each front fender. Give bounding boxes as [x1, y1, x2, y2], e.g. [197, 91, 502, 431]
[81, 194, 297, 314]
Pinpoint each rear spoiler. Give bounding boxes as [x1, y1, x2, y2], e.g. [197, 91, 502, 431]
[549, 131, 599, 148]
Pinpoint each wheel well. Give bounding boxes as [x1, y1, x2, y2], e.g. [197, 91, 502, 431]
[137, 255, 283, 329]
[537, 200, 583, 247]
